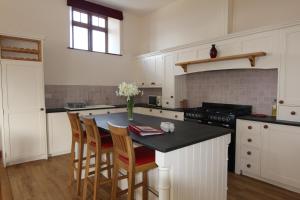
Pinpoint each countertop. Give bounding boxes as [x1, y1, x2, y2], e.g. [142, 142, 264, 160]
[89, 112, 232, 153]
[46, 103, 185, 113]
[237, 115, 300, 127]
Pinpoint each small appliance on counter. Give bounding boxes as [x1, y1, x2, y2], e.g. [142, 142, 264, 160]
[184, 102, 252, 172]
[148, 95, 162, 106]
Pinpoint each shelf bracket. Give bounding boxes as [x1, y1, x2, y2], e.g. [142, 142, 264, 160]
[181, 64, 187, 72]
[249, 56, 256, 67]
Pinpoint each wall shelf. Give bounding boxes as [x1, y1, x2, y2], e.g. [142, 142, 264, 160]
[1, 47, 39, 54]
[175, 52, 267, 72]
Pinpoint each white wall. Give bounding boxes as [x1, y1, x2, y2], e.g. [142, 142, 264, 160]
[231, 0, 300, 33]
[0, 0, 143, 86]
[140, 0, 229, 53]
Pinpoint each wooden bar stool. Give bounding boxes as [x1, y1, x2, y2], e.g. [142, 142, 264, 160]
[67, 112, 87, 196]
[108, 122, 158, 200]
[82, 118, 114, 200]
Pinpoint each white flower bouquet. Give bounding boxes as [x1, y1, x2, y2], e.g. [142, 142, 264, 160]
[116, 82, 142, 120]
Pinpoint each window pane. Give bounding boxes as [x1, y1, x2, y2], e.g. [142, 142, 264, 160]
[98, 18, 106, 28]
[92, 16, 98, 26]
[73, 11, 80, 22]
[80, 13, 88, 24]
[92, 30, 106, 52]
[108, 17, 121, 54]
[73, 26, 88, 50]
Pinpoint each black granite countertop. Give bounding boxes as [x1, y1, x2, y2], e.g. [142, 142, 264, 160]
[88, 112, 232, 153]
[46, 104, 185, 113]
[237, 115, 300, 127]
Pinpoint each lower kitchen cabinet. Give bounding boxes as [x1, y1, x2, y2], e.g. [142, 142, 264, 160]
[47, 112, 72, 156]
[133, 107, 184, 121]
[236, 119, 300, 193]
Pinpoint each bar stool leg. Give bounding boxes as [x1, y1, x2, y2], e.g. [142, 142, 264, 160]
[68, 138, 75, 186]
[111, 162, 119, 200]
[127, 168, 135, 200]
[106, 152, 112, 179]
[76, 142, 84, 195]
[82, 146, 91, 200]
[142, 171, 149, 200]
[93, 151, 101, 200]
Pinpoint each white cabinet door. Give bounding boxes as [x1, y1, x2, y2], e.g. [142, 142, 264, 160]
[261, 123, 300, 189]
[1, 60, 47, 165]
[155, 55, 164, 87]
[47, 112, 72, 156]
[279, 25, 300, 107]
[163, 54, 175, 108]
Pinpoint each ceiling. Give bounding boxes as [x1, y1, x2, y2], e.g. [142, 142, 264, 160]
[89, 0, 175, 15]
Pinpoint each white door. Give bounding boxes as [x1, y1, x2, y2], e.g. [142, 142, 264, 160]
[261, 123, 300, 189]
[279, 25, 300, 106]
[1, 60, 47, 165]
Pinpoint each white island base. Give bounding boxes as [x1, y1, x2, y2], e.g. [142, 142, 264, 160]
[118, 134, 231, 200]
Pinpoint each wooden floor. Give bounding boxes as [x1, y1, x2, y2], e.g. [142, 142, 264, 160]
[1, 155, 300, 200]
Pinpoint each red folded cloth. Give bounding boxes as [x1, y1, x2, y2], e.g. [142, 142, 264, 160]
[128, 125, 163, 136]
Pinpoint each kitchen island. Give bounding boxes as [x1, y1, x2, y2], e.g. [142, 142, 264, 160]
[89, 112, 232, 200]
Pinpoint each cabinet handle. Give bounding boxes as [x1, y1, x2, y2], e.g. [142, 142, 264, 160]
[247, 151, 252, 155]
[291, 111, 296, 115]
[264, 125, 268, 129]
[175, 115, 178, 118]
[40, 108, 44, 111]
[107, 111, 111, 114]
[248, 126, 252, 130]
[279, 100, 284, 104]
[89, 113, 92, 115]
[142, 82, 145, 85]
[160, 110, 163, 113]
[246, 164, 251, 168]
[149, 109, 152, 112]
[166, 101, 169, 105]
[151, 82, 155, 85]
[170, 96, 174, 99]
[247, 138, 252, 143]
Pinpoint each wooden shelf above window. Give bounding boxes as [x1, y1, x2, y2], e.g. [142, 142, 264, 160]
[175, 52, 267, 72]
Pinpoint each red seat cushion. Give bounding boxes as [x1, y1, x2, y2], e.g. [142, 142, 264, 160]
[119, 146, 155, 166]
[90, 136, 113, 149]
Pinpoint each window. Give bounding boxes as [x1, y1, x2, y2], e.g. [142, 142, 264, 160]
[67, 0, 123, 55]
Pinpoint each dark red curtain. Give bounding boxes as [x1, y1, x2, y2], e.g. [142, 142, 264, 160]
[67, 0, 123, 20]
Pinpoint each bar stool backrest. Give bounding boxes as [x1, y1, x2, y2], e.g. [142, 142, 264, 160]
[108, 122, 135, 166]
[67, 112, 84, 141]
[83, 118, 102, 150]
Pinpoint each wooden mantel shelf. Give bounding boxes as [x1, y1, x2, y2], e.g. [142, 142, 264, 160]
[175, 52, 267, 72]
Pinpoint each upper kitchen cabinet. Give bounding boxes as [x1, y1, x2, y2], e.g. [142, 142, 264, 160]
[278, 25, 300, 121]
[175, 47, 199, 75]
[162, 53, 176, 108]
[134, 55, 164, 88]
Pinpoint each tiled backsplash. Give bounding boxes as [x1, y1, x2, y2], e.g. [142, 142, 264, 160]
[45, 85, 162, 108]
[185, 69, 278, 115]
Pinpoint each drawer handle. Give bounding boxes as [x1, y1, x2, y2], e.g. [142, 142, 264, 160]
[160, 110, 163, 113]
[151, 82, 155, 85]
[246, 164, 251, 168]
[247, 151, 252, 155]
[166, 101, 169, 105]
[247, 138, 252, 143]
[279, 100, 284, 104]
[142, 82, 145, 85]
[170, 96, 174, 99]
[175, 115, 178, 118]
[264, 125, 268, 129]
[107, 111, 110, 114]
[248, 126, 252, 130]
[89, 113, 92, 115]
[291, 111, 296, 115]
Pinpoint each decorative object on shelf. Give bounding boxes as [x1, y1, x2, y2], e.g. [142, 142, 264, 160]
[116, 82, 142, 121]
[210, 44, 218, 58]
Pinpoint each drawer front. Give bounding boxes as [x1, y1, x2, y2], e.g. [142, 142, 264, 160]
[239, 120, 261, 135]
[238, 120, 261, 148]
[241, 158, 260, 177]
[277, 105, 300, 122]
[162, 111, 184, 121]
[241, 145, 260, 161]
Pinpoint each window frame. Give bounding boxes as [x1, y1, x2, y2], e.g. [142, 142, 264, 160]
[70, 8, 112, 54]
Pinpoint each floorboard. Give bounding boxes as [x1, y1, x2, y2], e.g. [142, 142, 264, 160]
[1, 155, 300, 200]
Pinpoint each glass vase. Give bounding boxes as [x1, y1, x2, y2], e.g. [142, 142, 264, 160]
[127, 96, 134, 121]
